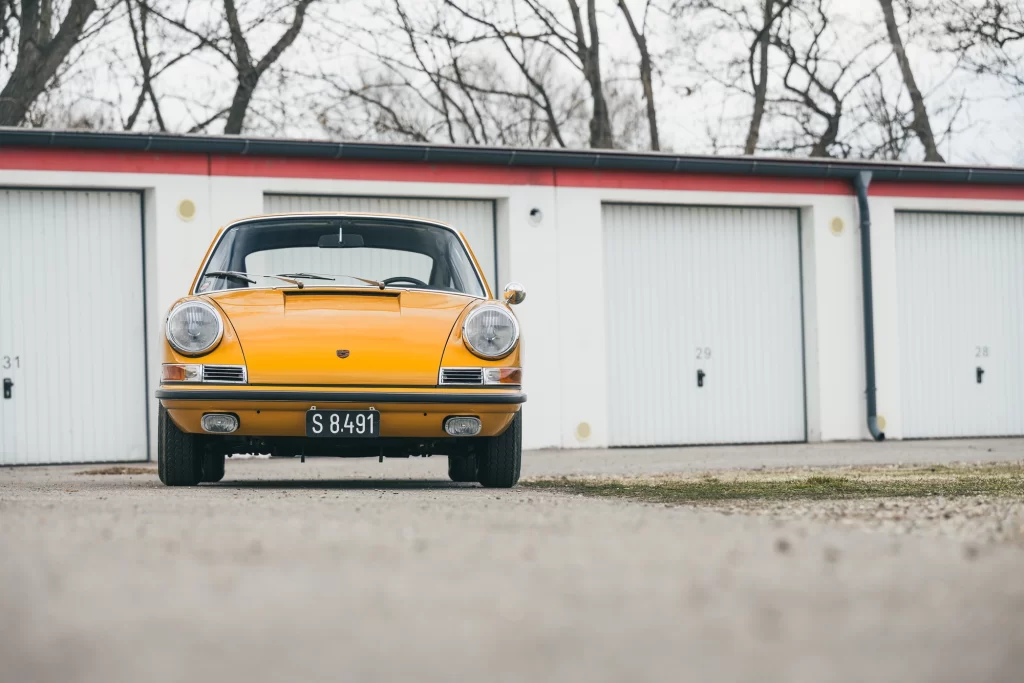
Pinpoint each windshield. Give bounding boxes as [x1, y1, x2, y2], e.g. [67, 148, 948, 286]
[195, 217, 486, 297]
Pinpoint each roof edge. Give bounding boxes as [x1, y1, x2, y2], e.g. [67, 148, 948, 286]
[2, 127, 1023, 186]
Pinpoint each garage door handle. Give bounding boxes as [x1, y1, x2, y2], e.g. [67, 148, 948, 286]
[697, 369, 705, 388]
[977, 367, 984, 384]
[3, 378, 11, 399]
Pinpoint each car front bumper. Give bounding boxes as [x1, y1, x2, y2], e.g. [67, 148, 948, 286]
[156, 386, 525, 438]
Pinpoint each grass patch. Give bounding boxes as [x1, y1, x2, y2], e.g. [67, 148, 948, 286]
[524, 463, 1024, 505]
[77, 466, 156, 476]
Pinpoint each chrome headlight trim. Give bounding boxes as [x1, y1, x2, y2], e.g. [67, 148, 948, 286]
[165, 300, 225, 357]
[461, 304, 520, 360]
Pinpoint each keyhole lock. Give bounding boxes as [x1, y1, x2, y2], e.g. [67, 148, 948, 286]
[697, 369, 705, 388]
[3, 378, 12, 399]
[976, 367, 985, 384]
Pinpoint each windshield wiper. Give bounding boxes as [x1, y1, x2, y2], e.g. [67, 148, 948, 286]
[274, 272, 335, 282]
[207, 272, 307, 288]
[205, 270, 256, 284]
[205, 271, 385, 291]
[277, 272, 386, 290]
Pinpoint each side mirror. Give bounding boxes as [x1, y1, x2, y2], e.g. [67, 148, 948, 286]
[503, 282, 526, 305]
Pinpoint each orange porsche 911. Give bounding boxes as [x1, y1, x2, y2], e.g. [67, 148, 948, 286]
[156, 213, 526, 488]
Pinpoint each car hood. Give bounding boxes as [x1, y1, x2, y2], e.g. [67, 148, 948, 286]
[207, 288, 476, 386]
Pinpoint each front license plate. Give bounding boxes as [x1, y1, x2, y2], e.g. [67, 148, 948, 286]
[306, 410, 380, 438]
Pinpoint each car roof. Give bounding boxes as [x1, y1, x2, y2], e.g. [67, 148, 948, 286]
[227, 211, 455, 230]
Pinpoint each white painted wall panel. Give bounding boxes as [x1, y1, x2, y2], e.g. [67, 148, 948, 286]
[0, 189, 148, 464]
[603, 204, 805, 446]
[263, 194, 497, 291]
[896, 211, 1024, 438]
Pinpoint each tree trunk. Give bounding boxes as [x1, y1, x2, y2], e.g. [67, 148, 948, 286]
[744, 0, 775, 155]
[221, 0, 313, 135]
[0, 0, 97, 126]
[224, 69, 259, 135]
[810, 114, 840, 157]
[878, 0, 944, 162]
[568, 0, 614, 148]
[618, 0, 659, 150]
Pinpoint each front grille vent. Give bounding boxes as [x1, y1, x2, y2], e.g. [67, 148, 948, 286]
[440, 368, 484, 385]
[202, 365, 247, 384]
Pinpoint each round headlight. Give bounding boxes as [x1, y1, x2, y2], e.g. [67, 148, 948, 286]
[463, 305, 519, 359]
[166, 300, 224, 356]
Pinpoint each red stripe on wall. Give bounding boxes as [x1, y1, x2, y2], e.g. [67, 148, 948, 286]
[871, 181, 1024, 201]
[210, 155, 556, 186]
[1, 146, 1023, 201]
[553, 168, 851, 195]
[0, 147, 208, 175]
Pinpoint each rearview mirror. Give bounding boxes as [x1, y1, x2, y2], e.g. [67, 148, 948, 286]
[503, 282, 526, 305]
[317, 233, 365, 248]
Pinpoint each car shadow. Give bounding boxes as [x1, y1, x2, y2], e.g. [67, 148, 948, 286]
[210, 479, 477, 490]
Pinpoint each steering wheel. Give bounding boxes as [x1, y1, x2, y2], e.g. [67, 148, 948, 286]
[382, 276, 428, 287]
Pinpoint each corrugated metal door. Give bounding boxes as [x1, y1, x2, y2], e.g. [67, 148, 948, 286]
[263, 194, 497, 290]
[604, 204, 805, 446]
[0, 189, 148, 465]
[896, 211, 1024, 438]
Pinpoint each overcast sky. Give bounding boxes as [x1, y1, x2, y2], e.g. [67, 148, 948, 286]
[26, 0, 1024, 166]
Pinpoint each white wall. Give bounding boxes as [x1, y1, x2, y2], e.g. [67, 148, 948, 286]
[2, 164, 1022, 457]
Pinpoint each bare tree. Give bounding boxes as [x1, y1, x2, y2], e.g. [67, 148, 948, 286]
[677, 0, 795, 154]
[122, 0, 208, 131]
[766, 0, 889, 157]
[617, 0, 659, 149]
[743, 0, 791, 153]
[316, 0, 586, 147]
[444, 0, 616, 148]
[0, 0, 98, 126]
[941, 0, 1024, 93]
[878, 0, 943, 161]
[140, 0, 315, 134]
[221, 0, 313, 134]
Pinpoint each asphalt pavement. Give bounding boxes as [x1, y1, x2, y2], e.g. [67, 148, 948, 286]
[1, 440, 1022, 683]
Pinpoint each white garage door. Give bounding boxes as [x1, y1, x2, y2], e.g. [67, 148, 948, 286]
[896, 211, 1024, 438]
[604, 204, 806, 446]
[264, 194, 497, 290]
[0, 189, 148, 465]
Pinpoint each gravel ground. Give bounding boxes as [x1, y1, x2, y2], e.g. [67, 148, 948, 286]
[697, 496, 1024, 546]
[2, 445, 1024, 683]
[523, 437, 1024, 476]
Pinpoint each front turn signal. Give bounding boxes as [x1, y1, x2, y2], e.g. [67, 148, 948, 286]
[483, 368, 522, 385]
[161, 364, 202, 382]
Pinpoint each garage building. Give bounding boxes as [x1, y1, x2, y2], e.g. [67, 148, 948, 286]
[1, 130, 1023, 465]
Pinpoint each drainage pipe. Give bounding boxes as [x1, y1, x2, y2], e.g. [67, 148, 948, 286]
[854, 171, 885, 441]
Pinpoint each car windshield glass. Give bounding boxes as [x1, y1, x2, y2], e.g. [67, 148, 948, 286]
[196, 218, 486, 297]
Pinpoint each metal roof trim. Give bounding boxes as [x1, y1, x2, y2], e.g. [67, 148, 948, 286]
[2, 127, 1023, 186]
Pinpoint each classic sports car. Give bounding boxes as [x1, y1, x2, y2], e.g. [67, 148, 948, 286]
[156, 213, 526, 488]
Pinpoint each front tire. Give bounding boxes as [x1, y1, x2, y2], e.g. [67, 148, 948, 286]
[477, 411, 522, 488]
[158, 405, 204, 486]
[201, 453, 225, 483]
[448, 455, 477, 483]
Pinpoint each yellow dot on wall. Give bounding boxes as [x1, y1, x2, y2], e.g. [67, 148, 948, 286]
[178, 199, 197, 222]
[830, 217, 844, 235]
[575, 422, 592, 441]
[877, 415, 887, 431]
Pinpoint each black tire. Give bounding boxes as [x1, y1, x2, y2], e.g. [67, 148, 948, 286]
[201, 453, 225, 483]
[448, 455, 478, 483]
[477, 411, 522, 488]
[158, 405, 204, 486]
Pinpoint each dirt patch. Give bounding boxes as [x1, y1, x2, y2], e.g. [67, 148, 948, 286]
[523, 462, 1024, 545]
[77, 466, 157, 476]
[524, 462, 1024, 504]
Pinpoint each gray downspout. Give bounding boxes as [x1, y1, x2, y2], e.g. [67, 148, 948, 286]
[854, 171, 885, 441]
